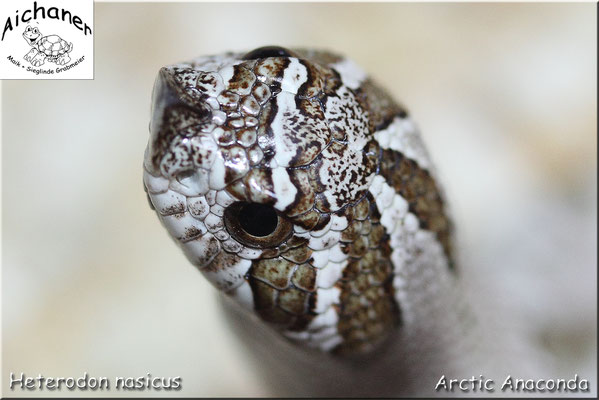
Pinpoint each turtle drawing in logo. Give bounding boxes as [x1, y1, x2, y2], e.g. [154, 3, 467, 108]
[22, 25, 73, 67]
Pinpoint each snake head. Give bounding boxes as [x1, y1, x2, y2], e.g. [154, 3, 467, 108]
[143, 46, 454, 355]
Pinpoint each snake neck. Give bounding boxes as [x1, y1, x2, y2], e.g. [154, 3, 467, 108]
[220, 270, 487, 397]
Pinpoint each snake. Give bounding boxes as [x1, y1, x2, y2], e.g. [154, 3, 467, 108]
[143, 46, 491, 395]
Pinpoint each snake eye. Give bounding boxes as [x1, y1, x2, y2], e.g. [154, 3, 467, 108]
[238, 203, 277, 237]
[242, 46, 296, 60]
[224, 202, 292, 248]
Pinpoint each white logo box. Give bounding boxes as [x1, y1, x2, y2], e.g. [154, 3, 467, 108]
[0, 0, 94, 80]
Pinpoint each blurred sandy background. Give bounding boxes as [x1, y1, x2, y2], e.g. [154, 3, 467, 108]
[2, 2, 596, 397]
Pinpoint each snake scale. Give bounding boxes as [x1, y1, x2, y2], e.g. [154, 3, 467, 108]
[143, 46, 492, 396]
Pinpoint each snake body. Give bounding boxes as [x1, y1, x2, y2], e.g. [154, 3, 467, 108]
[143, 47, 480, 393]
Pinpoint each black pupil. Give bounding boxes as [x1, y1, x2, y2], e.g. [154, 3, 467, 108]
[238, 203, 278, 237]
[242, 46, 293, 60]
